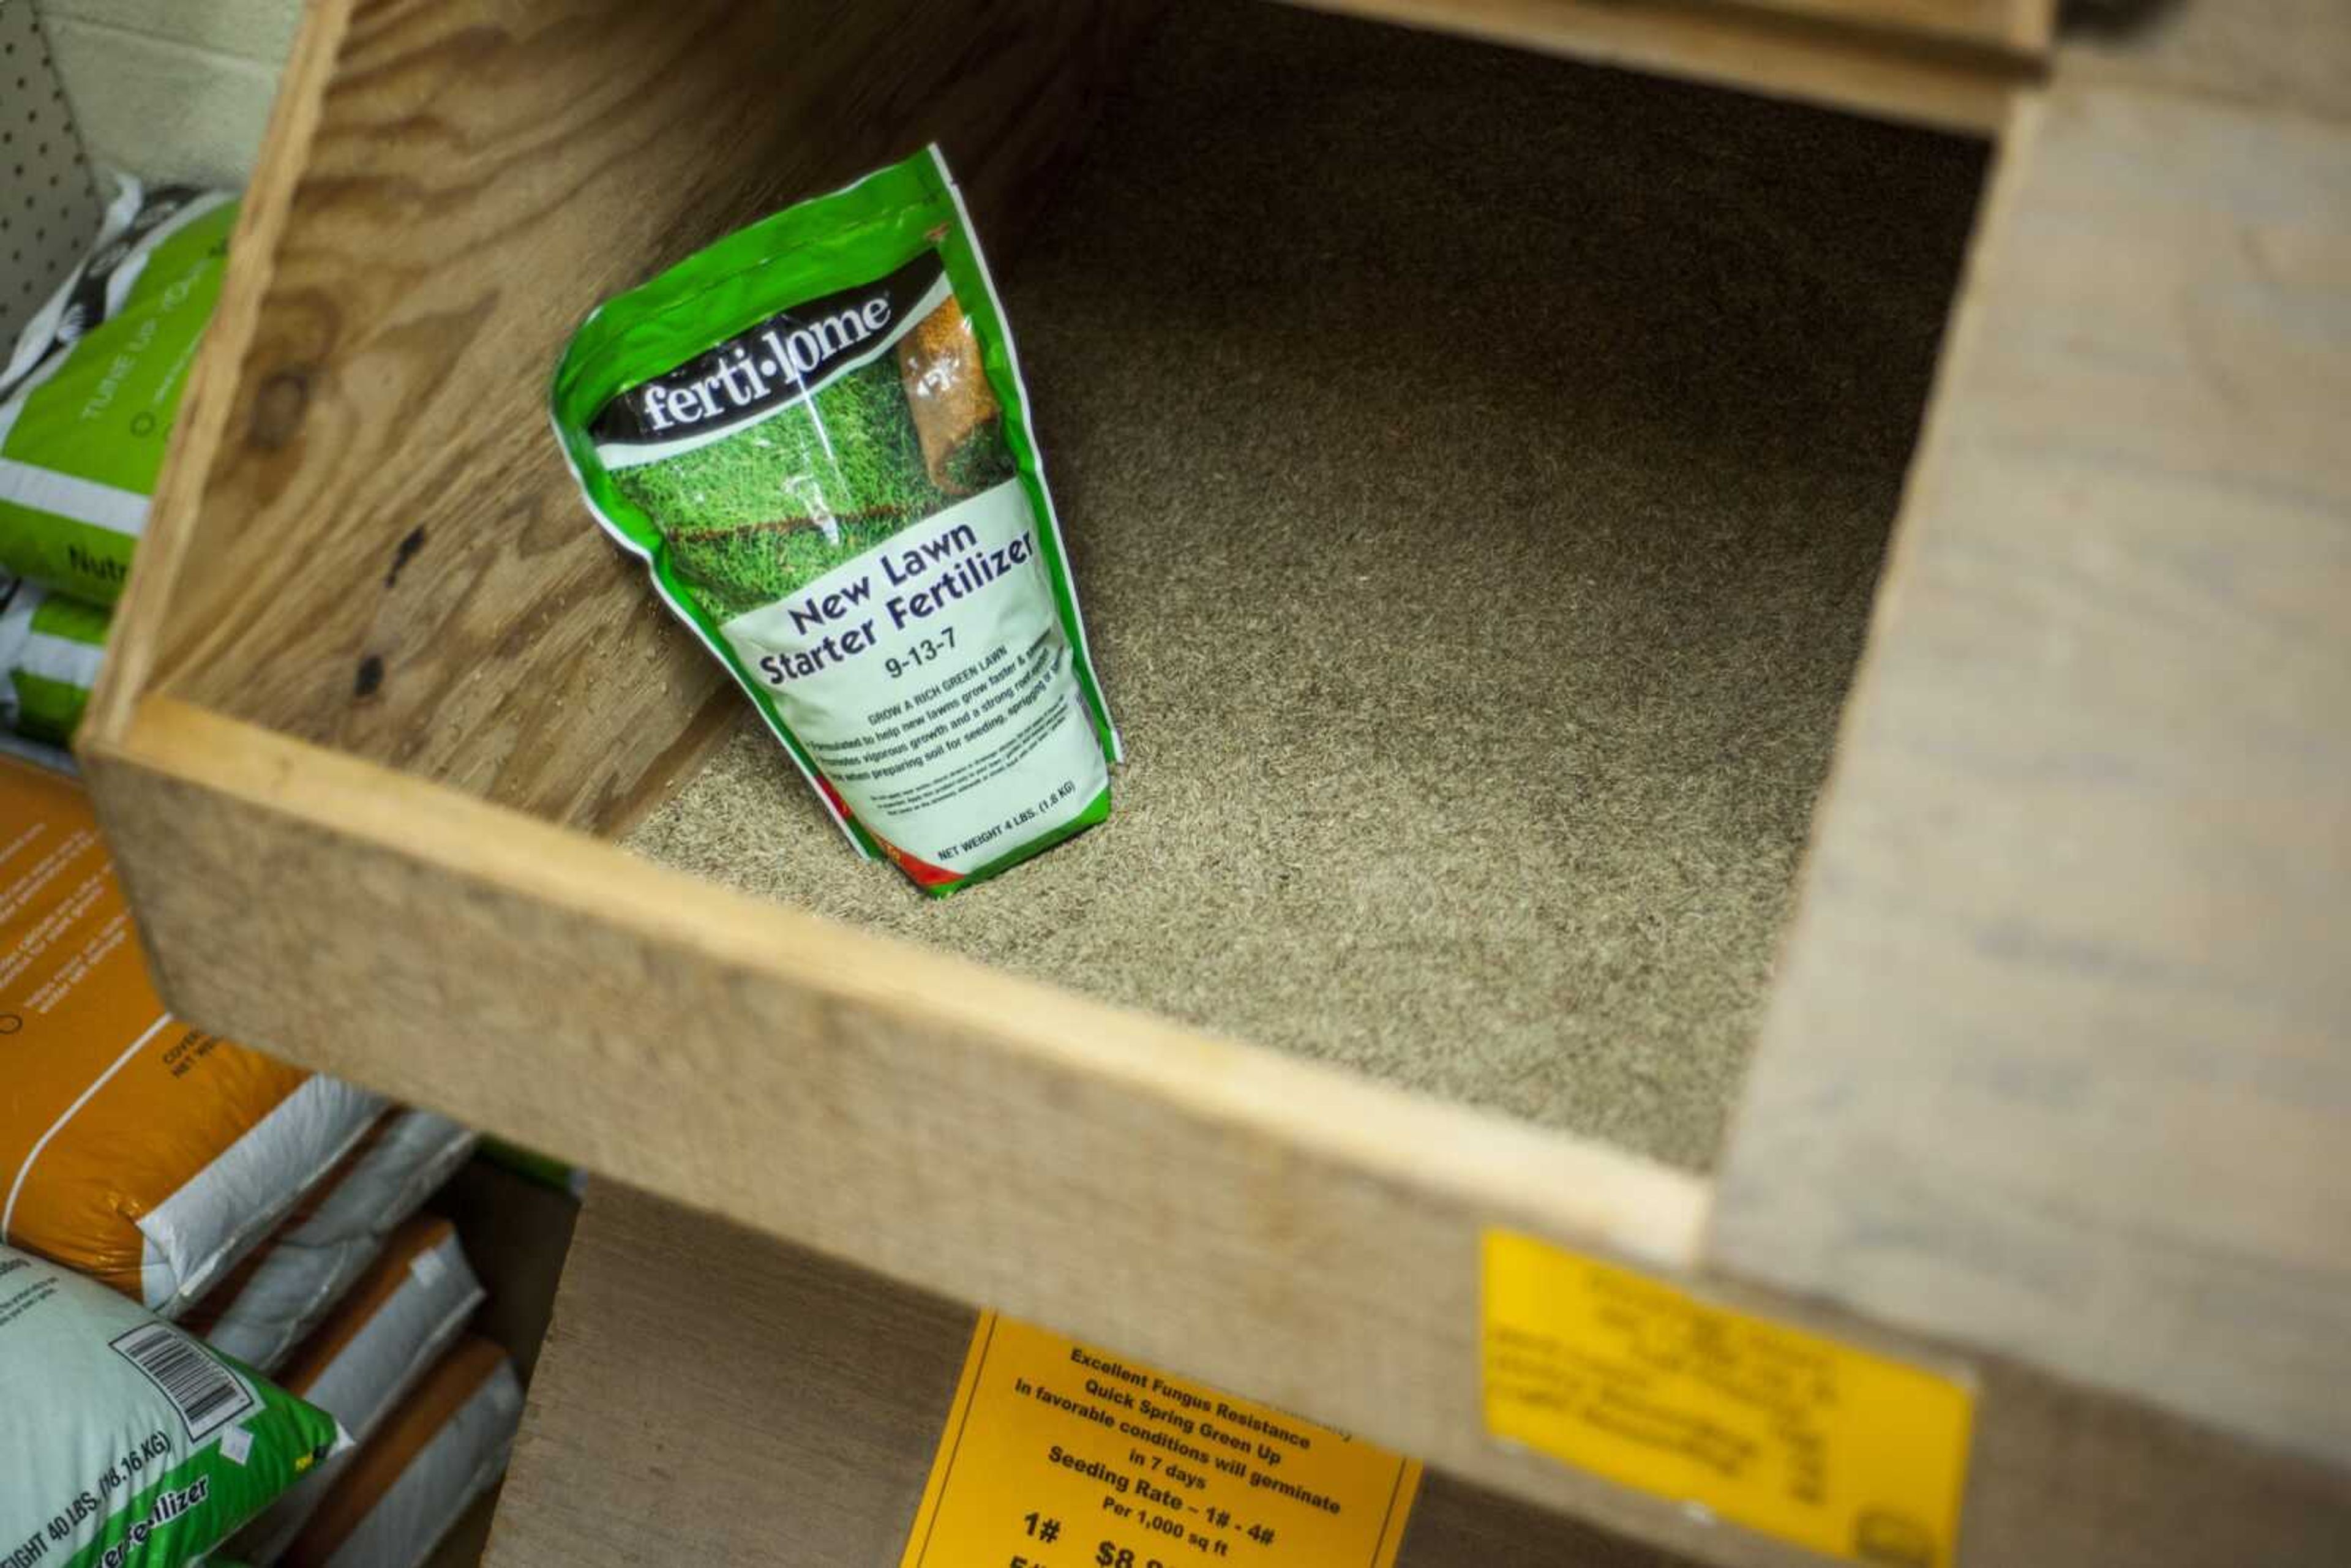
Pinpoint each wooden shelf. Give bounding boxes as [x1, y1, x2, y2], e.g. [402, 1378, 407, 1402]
[77, 0, 2351, 1561]
[1712, 80, 2351, 1466]
[497, 1185, 2351, 1568]
[490, 1183, 1719, 1568]
[1275, 0, 2049, 133]
[615, 4, 1990, 1173]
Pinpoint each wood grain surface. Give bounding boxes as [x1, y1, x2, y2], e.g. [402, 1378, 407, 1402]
[489, 1182, 1700, 1568]
[623, 0, 1992, 1172]
[1275, 0, 2040, 132]
[1291, 0, 2050, 53]
[83, 699, 1775, 1564]
[80, 0, 2351, 1546]
[495, 1184, 2351, 1568]
[2059, 0, 2350, 124]
[1711, 83, 2351, 1469]
[1744, 0, 2044, 51]
[88, 702, 2351, 1565]
[110, 0, 1161, 835]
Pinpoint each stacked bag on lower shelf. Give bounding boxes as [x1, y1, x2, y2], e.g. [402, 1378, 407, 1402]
[0, 576, 107, 750]
[0, 1244, 342, 1566]
[2, 756, 524, 1568]
[0, 176, 234, 764]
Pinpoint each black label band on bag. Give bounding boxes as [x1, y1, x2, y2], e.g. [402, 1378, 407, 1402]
[590, 251, 947, 449]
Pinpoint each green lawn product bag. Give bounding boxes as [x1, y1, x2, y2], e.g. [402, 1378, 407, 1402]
[0, 179, 238, 606]
[0, 574, 110, 746]
[0, 1243, 345, 1568]
[552, 146, 1119, 895]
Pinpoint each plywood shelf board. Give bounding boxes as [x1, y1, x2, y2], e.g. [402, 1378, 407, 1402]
[70, 0, 2351, 1535]
[491, 1183, 1719, 1568]
[2056, 0, 2351, 124]
[1710, 82, 2351, 1469]
[495, 1185, 2351, 1568]
[87, 692, 1712, 1515]
[1286, 0, 2049, 57]
[1273, 0, 2043, 133]
[626, 0, 1987, 1172]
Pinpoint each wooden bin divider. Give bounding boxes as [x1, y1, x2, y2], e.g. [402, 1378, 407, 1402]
[73, 0, 2351, 1562]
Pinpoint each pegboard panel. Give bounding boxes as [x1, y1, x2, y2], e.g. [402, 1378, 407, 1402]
[0, 0, 104, 353]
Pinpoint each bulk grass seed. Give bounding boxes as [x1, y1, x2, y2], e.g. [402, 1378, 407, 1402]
[552, 148, 1119, 895]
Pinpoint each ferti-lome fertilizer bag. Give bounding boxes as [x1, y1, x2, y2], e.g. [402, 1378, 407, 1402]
[0, 1244, 344, 1568]
[0, 575, 110, 746]
[0, 757, 383, 1317]
[552, 146, 1119, 895]
[0, 179, 237, 606]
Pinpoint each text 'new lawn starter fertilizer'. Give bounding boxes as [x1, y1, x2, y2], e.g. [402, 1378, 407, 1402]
[553, 148, 1119, 895]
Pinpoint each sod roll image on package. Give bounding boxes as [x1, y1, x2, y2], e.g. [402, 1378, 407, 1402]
[552, 147, 1117, 895]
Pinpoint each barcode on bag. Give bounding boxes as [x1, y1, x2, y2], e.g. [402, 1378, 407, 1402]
[110, 1322, 254, 1440]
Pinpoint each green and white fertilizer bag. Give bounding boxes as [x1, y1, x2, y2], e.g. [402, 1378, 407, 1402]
[0, 575, 108, 746]
[552, 147, 1119, 895]
[0, 180, 238, 606]
[0, 1244, 343, 1568]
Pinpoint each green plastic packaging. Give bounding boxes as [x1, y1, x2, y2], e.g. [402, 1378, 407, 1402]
[0, 181, 237, 606]
[0, 1244, 343, 1568]
[0, 575, 108, 746]
[552, 147, 1118, 895]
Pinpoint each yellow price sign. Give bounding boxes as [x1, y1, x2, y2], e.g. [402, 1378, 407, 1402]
[1483, 1232, 1975, 1567]
[901, 1313, 1419, 1568]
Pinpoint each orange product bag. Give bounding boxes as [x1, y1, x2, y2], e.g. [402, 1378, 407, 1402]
[281, 1337, 520, 1568]
[0, 755, 381, 1315]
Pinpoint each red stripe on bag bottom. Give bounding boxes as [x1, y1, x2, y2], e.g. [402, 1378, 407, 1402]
[874, 833, 962, 891]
